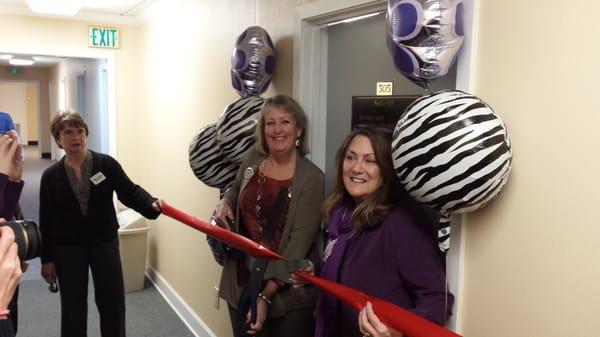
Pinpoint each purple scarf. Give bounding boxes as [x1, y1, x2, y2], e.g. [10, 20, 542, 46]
[315, 201, 354, 337]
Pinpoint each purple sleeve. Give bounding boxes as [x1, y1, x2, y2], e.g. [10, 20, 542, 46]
[388, 205, 453, 325]
[0, 173, 23, 220]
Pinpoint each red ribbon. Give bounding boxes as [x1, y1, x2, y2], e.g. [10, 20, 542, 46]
[294, 271, 461, 337]
[161, 201, 283, 260]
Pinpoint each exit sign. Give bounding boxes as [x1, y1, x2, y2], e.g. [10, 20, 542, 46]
[89, 26, 120, 49]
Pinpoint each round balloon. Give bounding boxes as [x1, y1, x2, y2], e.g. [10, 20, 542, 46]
[392, 90, 512, 251]
[386, 0, 464, 88]
[231, 26, 276, 97]
[188, 123, 238, 190]
[216, 96, 265, 164]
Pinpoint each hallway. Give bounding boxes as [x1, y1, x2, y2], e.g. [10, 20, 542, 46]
[16, 146, 195, 337]
[19, 145, 52, 280]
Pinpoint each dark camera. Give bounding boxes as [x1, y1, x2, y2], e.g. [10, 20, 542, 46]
[1, 220, 42, 260]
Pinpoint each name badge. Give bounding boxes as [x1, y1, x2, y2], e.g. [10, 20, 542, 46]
[90, 172, 106, 185]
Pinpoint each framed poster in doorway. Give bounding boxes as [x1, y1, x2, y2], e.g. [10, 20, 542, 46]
[351, 95, 419, 131]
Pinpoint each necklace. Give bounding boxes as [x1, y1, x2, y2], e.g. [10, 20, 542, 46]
[255, 158, 293, 244]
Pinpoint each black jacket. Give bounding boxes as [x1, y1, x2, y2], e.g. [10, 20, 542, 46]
[40, 151, 160, 263]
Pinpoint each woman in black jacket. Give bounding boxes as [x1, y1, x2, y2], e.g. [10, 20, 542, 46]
[40, 112, 161, 337]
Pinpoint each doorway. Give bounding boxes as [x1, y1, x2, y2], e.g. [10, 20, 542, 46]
[294, 0, 479, 331]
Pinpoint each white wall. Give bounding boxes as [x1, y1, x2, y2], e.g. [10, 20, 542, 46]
[461, 1, 600, 336]
[61, 57, 108, 153]
[135, 1, 301, 335]
[0, 13, 139, 160]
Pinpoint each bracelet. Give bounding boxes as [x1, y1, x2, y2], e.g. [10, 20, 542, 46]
[257, 292, 272, 305]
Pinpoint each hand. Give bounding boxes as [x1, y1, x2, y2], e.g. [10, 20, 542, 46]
[358, 302, 404, 337]
[212, 199, 234, 231]
[0, 135, 23, 182]
[291, 260, 314, 288]
[152, 199, 163, 212]
[246, 296, 268, 335]
[41, 262, 57, 283]
[0, 224, 23, 310]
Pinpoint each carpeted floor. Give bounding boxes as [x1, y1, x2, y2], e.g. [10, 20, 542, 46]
[15, 146, 196, 337]
[17, 278, 196, 337]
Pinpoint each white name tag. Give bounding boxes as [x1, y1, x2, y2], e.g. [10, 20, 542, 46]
[90, 172, 106, 185]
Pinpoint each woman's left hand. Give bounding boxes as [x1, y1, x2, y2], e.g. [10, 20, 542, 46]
[358, 302, 404, 337]
[246, 298, 268, 335]
[291, 260, 314, 288]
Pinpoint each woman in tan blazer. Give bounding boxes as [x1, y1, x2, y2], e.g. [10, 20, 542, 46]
[212, 95, 324, 337]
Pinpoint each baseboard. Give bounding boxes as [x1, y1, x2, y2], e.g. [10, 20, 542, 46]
[145, 265, 217, 337]
[41, 152, 51, 159]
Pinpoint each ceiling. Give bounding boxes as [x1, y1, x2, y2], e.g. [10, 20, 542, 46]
[0, 0, 157, 22]
[0, 55, 64, 67]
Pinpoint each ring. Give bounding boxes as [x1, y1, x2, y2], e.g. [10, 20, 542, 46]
[362, 332, 371, 337]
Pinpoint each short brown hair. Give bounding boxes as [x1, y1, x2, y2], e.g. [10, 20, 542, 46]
[50, 111, 89, 148]
[254, 95, 309, 156]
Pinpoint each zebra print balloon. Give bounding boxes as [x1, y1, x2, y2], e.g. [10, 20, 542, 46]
[216, 96, 264, 164]
[392, 90, 512, 252]
[188, 123, 238, 191]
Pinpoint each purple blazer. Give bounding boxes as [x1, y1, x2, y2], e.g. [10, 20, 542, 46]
[0, 173, 23, 220]
[315, 199, 453, 337]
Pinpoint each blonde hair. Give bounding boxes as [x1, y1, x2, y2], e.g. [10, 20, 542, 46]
[254, 95, 309, 156]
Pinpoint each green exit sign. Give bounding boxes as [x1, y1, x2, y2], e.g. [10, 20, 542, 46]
[89, 26, 120, 49]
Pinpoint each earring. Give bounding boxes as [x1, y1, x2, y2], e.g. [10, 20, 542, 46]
[295, 138, 300, 147]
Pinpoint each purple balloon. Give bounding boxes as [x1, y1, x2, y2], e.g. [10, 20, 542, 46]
[231, 26, 276, 97]
[386, 0, 465, 89]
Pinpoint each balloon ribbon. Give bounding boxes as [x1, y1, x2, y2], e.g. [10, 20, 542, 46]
[294, 271, 461, 337]
[161, 201, 283, 260]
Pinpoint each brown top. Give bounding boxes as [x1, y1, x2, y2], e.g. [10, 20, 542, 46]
[64, 151, 92, 215]
[239, 173, 292, 248]
[237, 173, 292, 286]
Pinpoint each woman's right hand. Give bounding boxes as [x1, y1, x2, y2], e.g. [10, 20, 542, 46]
[0, 135, 22, 182]
[212, 199, 234, 231]
[41, 262, 57, 283]
[0, 222, 22, 311]
[358, 302, 404, 337]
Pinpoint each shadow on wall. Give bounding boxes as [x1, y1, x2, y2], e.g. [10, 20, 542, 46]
[271, 36, 294, 95]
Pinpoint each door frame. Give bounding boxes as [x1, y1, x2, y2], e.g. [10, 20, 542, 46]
[293, 0, 480, 331]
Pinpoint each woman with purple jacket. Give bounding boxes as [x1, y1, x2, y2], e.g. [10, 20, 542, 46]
[315, 126, 452, 337]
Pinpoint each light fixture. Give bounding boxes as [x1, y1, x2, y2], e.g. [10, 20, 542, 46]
[327, 12, 384, 27]
[26, 0, 82, 16]
[9, 57, 35, 66]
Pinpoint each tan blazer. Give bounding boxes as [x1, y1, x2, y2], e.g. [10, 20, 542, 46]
[219, 148, 325, 317]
